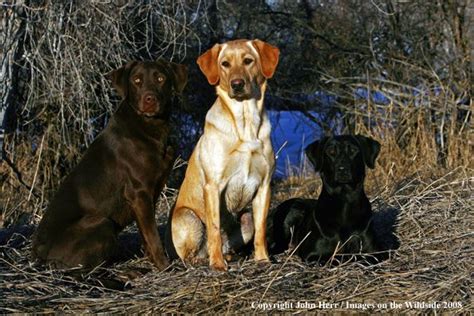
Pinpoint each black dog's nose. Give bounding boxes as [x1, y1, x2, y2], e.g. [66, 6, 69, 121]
[231, 79, 245, 91]
[335, 165, 352, 183]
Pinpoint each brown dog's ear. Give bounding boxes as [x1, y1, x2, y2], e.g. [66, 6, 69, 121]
[197, 44, 221, 85]
[355, 135, 381, 169]
[305, 137, 328, 172]
[167, 61, 188, 93]
[252, 39, 280, 79]
[107, 61, 138, 99]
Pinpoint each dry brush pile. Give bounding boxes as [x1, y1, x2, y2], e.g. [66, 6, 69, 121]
[1, 0, 473, 313]
[1, 1, 201, 226]
[1, 165, 472, 313]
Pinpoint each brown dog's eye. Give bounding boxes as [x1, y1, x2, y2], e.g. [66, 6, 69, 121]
[157, 75, 165, 83]
[243, 58, 253, 65]
[134, 77, 142, 85]
[221, 61, 230, 68]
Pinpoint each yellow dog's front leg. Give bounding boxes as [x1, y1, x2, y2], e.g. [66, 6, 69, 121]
[204, 182, 227, 271]
[252, 181, 271, 262]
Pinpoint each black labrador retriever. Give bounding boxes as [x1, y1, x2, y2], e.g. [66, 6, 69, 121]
[268, 134, 383, 264]
[32, 60, 187, 270]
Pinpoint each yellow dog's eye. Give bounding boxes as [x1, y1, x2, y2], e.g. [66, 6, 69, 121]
[134, 77, 141, 84]
[243, 58, 253, 65]
[221, 61, 230, 68]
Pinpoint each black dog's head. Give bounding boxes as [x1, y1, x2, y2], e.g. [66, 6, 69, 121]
[109, 60, 187, 118]
[305, 135, 380, 187]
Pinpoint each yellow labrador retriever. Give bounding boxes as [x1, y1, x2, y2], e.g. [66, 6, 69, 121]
[167, 39, 279, 270]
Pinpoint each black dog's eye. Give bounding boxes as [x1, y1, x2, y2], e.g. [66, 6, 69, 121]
[133, 77, 142, 85]
[348, 145, 359, 156]
[243, 58, 253, 65]
[221, 61, 230, 68]
[326, 147, 337, 156]
[157, 75, 165, 83]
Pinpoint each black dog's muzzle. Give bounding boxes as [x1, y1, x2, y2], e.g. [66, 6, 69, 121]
[334, 165, 352, 183]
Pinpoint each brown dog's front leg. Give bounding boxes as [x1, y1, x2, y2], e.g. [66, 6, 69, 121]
[128, 191, 169, 270]
[154, 146, 175, 199]
[252, 182, 271, 262]
[204, 182, 227, 271]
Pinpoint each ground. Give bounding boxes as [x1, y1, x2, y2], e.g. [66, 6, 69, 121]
[0, 168, 472, 313]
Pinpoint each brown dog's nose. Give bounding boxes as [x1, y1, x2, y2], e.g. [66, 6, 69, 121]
[144, 93, 157, 104]
[231, 79, 245, 91]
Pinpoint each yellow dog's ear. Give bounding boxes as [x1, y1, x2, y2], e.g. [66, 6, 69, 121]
[252, 39, 280, 79]
[197, 44, 221, 85]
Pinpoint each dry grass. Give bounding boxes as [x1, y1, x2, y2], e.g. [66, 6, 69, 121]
[1, 166, 472, 313]
[1, 54, 472, 314]
[1, 1, 472, 313]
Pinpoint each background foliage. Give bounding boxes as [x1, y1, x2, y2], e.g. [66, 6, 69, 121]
[1, 0, 472, 226]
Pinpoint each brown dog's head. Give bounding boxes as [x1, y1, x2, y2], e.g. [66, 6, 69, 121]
[197, 39, 279, 101]
[305, 135, 380, 186]
[109, 60, 187, 117]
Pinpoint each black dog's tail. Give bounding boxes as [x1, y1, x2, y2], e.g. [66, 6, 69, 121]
[267, 198, 308, 255]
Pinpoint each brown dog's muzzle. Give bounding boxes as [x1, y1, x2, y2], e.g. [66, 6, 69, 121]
[139, 92, 160, 116]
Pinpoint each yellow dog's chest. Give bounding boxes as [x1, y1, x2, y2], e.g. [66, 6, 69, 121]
[222, 139, 270, 213]
[202, 96, 274, 213]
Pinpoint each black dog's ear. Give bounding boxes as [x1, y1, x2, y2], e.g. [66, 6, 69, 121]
[157, 59, 188, 94]
[107, 61, 138, 99]
[305, 137, 328, 172]
[355, 135, 381, 169]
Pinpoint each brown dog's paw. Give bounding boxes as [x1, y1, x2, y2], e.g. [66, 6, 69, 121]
[152, 256, 170, 271]
[154, 261, 169, 271]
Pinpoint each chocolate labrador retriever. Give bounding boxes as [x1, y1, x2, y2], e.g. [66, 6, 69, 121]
[268, 135, 382, 264]
[32, 60, 187, 270]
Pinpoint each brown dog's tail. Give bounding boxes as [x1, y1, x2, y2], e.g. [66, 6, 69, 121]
[267, 198, 308, 255]
[164, 202, 179, 260]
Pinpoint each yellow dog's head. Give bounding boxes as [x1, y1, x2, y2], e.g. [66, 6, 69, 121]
[197, 39, 280, 101]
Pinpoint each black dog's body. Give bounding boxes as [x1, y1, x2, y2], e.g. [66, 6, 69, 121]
[268, 135, 381, 263]
[32, 60, 187, 269]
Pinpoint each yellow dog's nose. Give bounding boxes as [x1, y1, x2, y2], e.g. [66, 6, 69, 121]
[231, 78, 245, 91]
